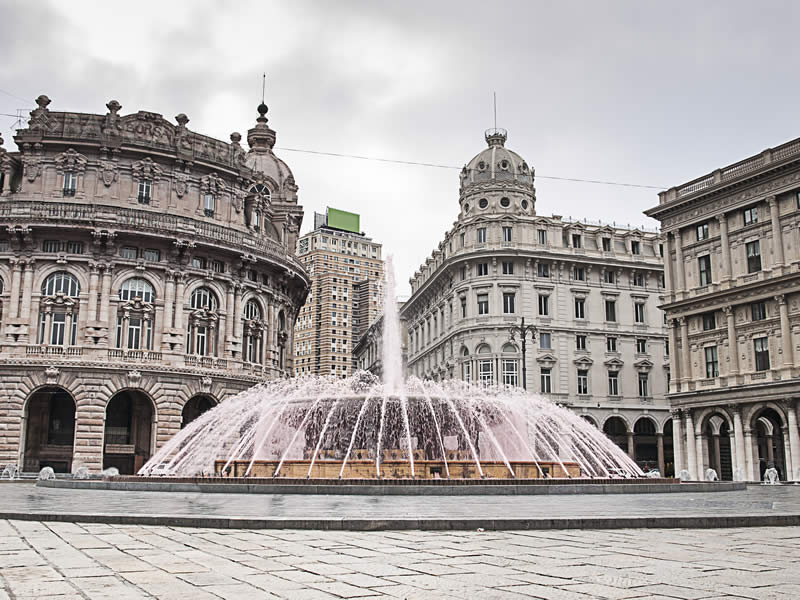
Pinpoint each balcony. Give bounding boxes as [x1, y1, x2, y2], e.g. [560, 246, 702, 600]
[26, 345, 82, 356]
[107, 349, 162, 362]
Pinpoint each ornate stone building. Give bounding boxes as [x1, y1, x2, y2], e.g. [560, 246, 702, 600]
[0, 95, 309, 474]
[401, 129, 673, 474]
[646, 135, 800, 482]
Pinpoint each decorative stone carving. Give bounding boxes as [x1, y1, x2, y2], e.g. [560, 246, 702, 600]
[103, 100, 123, 136]
[201, 376, 212, 391]
[21, 155, 41, 183]
[54, 148, 88, 174]
[201, 173, 225, 196]
[173, 172, 189, 198]
[28, 95, 53, 132]
[127, 370, 142, 383]
[99, 160, 119, 187]
[44, 367, 60, 385]
[131, 157, 163, 182]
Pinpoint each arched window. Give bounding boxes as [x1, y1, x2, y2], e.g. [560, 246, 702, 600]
[461, 347, 471, 383]
[116, 278, 155, 351]
[190, 287, 217, 311]
[248, 183, 270, 198]
[243, 300, 264, 364]
[42, 272, 80, 297]
[187, 287, 219, 356]
[39, 273, 80, 347]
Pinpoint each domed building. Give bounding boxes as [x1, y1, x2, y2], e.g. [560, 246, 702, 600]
[401, 128, 675, 475]
[0, 95, 309, 474]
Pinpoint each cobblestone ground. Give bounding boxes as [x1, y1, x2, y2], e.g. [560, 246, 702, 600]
[1, 520, 798, 600]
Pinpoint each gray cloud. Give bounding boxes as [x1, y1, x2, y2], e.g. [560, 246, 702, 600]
[2, 0, 798, 293]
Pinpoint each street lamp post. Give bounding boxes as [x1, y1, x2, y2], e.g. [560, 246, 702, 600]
[508, 317, 537, 390]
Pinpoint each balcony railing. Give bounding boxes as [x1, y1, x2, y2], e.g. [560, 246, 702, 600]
[26, 345, 82, 356]
[104, 427, 130, 446]
[107, 349, 162, 362]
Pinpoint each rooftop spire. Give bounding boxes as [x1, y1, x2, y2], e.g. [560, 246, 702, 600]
[248, 73, 276, 150]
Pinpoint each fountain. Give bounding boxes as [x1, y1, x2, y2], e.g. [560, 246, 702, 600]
[38, 467, 56, 481]
[763, 465, 780, 485]
[1, 464, 19, 480]
[140, 256, 643, 481]
[704, 468, 719, 482]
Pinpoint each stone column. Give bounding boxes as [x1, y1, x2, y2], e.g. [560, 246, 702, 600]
[717, 213, 732, 282]
[19, 259, 35, 322]
[674, 231, 685, 293]
[261, 328, 268, 366]
[776, 295, 794, 370]
[233, 284, 243, 339]
[782, 427, 794, 482]
[671, 409, 684, 475]
[685, 409, 697, 480]
[723, 305, 739, 380]
[729, 430, 738, 479]
[87, 262, 100, 322]
[744, 428, 756, 481]
[712, 433, 721, 476]
[225, 284, 235, 343]
[627, 431, 635, 459]
[64, 311, 73, 347]
[657, 432, 665, 475]
[8, 259, 22, 319]
[679, 317, 691, 383]
[732, 406, 747, 481]
[190, 323, 198, 355]
[668, 319, 680, 392]
[44, 309, 53, 346]
[787, 401, 800, 481]
[767, 196, 785, 269]
[98, 264, 113, 324]
[121, 314, 129, 349]
[695, 429, 705, 478]
[173, 273, 186, 333]
[662, 236, 673, 296]
[162, 271, 175, 331]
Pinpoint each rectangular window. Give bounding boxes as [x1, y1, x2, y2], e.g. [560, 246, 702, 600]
[576, 334, 587, 350]
[502, 359, 518, 387]
[477, 263, 489, 276]
[537, 263, 550, 278]
[463, 360, 472, 382]
[143, 249, 160, 262]
[746, 240, 761, 273]
[502, 227, 512, 242]
[631, 240, 641, 255]
[702, 312, 716, 331]
[573, 267, 585, 281]
[605, 299, 617, 322]
[633, 272, 644, 287]
[574, 298, 585, 319]
[705, 346, 719, 378]
[571, 234, 582, 248]
[696, 222, 709, 241]
[137, 179, 152, 204]
[460, 265, 467, 281]
[461, 299, 467, 318]
[608, 371, 619, 396]
[478, 359, 494, 384]
[503, 292, 515, 314]
[203, 194, 215, 216]
[502, 261, 514, 275]
[577, 369, 589, 395]
[698, 255, 712, 286]
[604, 270, 616, 284]
[63, 172, 77, 196]
[211, 259, 225, 273]
[751, 301, 767, 321]
[477, 228, 487, 244]
[477, 293, 489, 315]
[540, 368, 552, 393]
[540, 332, 551, 349]
[636, 338, 647, 353]
[460, 233, 465, 247]
[602, 237, 612, 252]
[754, 337, 770, 371]
[538, 294, 549, 316]
[192, 257, 206, 269]
[537, 229, 547, 245]
[634, 302, 645, 323]
[743, 206, 758, 225]
[638, 373, 649, 397]
[606, 337, 617, 352]
[120, 246, 137, 259]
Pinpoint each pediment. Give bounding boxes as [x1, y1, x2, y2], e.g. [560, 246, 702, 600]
[634, 358, 654, 371]
[604, 357, 625, 369]
[573, 355, 594, 366]
[536, 352, 557, 365]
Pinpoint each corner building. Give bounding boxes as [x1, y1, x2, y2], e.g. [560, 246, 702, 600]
[401, 129, 673, 474]
[0, 95, 309, 474]
[646, 135, 800, 481]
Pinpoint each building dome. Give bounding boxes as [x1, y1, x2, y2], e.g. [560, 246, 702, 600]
[245, 102, 297, 197]
[460, 128, 534, 191]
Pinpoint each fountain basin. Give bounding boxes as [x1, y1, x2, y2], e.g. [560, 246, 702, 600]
[216, 459, 580, 479]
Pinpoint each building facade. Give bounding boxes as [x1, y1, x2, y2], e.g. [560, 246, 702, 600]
[401, 129, 673, 474]
[646, 135, 800, 482]
[294, 210, 383, 377]
[0, 95, 309, 474]
[353, 306, 408, 377]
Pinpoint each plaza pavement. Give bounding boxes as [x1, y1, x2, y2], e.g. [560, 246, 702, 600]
[1, 519, 799, 599]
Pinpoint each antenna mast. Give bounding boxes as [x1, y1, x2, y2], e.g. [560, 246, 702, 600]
[261, 73, 266, 104]
[493, 92, 497, 129]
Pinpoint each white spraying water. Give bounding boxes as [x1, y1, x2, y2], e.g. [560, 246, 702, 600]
[140, 259, 643, 480]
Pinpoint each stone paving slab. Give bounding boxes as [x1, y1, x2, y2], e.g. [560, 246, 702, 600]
[1, 483, 800, 530]
[2, 521, 799, 599]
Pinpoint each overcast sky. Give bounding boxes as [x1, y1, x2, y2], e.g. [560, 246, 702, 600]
[3, 1, 799, 294]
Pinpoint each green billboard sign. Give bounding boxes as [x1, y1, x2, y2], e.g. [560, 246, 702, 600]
[327, 208, 360, 233]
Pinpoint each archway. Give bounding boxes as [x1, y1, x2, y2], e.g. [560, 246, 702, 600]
[753, 408, 787, 481]
[580, 415, 598, 427]
[103, 390, 155, 475]
[22, 387, 75, 473]
[663, 419, 675, 477]
[603, 416, 628, 453]
[705, 414, 733, 481]
[633, 418, 658, 471]
[182, 395, 216, 429]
